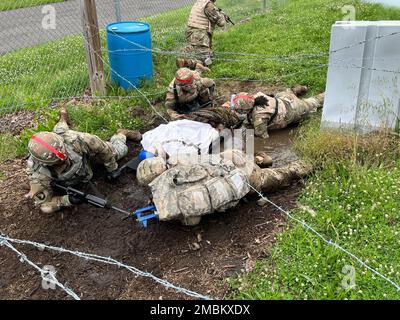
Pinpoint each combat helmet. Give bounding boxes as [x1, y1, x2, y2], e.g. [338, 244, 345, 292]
[230, 93, 255, 113]
[175, 68, 195, 86]
[28, 132, 67, 165]
[137, 157, 167, 186]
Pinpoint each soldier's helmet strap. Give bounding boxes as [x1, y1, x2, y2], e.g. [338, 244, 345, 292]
[31, 134, 67, 161]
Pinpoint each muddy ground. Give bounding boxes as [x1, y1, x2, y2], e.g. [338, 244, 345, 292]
[0, 82, 305, 300]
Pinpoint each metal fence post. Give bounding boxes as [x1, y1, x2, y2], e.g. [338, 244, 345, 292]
[114, 0, 122, 21]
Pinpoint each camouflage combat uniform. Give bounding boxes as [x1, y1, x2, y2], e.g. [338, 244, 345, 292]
[165, 67, 216, 121]
[137, 150, 312, 226]
[177, 0, 227, 68]
[26, 121, 129, 213]
[226, 90, 325, 138]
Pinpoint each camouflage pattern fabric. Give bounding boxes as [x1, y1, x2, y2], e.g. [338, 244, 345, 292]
[145, 150, 312, 226]
[184, 107, 240, 128]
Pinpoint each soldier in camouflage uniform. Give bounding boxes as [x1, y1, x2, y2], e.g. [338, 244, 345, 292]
[223, 86, 325, 138]
[176, 0, 227, 69]
[137, 149, 312, 226]
[25, 108, 142, 214]
[165, 67, 216, 121]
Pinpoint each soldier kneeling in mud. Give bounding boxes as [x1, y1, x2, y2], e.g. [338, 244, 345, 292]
[25, 108, 142, 214]
[136, 149, 312, 226]
[165, 66, 216, 121]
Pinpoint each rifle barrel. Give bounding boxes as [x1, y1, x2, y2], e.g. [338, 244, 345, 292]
[111, 205, 132, 216]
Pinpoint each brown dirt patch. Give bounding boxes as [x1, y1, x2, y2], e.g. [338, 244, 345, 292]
[0, 110, 41, 136]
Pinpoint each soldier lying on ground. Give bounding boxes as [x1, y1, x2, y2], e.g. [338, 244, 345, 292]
[223, 86, 325, 138]
[165, 67, 217, 121]
[136, 149, 312, 226]
[176, 0, 227, 69]
[25, 108, 142, 214]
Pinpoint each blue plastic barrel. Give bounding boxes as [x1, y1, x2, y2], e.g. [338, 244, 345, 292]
[107, 21, 153, 89]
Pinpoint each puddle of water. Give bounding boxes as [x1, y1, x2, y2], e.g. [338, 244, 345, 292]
[254, 127, 299, 167]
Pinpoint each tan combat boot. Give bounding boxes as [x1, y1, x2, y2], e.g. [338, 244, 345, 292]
[291, 85, 309, 96]
[59, 107, 70, 124]
[315, 92, 325, 107]
[117, 129, 142, 142]
[176, 58, 187, 69]
[255, 152, 273, 168]
[195, 62, 210, 73]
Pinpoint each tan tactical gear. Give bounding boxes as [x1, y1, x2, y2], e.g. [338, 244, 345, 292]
[145, 150, 312, 226]
[40, 195, 72, 214]
[187, 0, 212, 31]
[166, 68, 216, 119]
[117, 129, 142, 142]
[149, 154, 251, 222]
[181, 0, 226, 67]
[26, 113, 131, 214]
[137, 157, 168, 186]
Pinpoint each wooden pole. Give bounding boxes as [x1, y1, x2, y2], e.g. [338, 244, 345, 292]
[81, 0, 106, 96]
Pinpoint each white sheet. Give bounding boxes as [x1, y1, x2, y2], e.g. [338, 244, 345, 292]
[141, 120, 220, 158]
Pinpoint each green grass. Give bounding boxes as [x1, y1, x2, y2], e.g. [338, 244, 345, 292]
[0, 134, 25, 162]
[234, 164, 400, 299]
[0, 0, 64, 11]
[0, 0, 261, 112]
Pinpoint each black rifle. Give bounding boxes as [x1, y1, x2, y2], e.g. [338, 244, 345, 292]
[217, 7, 235, 25]
[51, 182, 159, 227]
[51, 182, 133, 217]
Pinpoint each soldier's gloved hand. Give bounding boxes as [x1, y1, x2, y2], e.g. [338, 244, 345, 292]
[107, 169, 121, 181]
[68, 195, 85, 205]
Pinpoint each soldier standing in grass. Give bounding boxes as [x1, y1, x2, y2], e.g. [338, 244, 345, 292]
[176, 0, 227, 69]
[165, 66, 217, 120]
[25, 108, 142, 214]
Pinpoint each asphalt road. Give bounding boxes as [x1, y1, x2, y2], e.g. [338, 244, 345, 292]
[0, 0, 194, 54]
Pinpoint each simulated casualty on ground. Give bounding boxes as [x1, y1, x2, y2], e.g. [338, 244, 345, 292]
[1, 0, 400, 303]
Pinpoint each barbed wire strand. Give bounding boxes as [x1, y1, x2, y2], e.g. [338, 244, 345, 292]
[0, 237, 81, 300]
[0, 234, 212, 300]
[98, 31, 400, 293]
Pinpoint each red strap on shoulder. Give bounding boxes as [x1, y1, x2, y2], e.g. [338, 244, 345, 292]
[31, 135, 67, 161]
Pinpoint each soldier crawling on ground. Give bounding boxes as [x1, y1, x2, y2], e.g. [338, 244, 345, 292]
[223, 85, 325, 138]
[25, 108, 142, 214]
[183, 85, 325, 139]
[176, 0, 228, 69]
